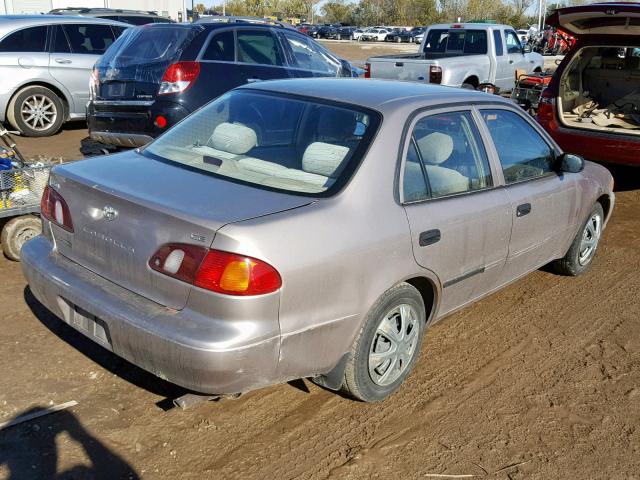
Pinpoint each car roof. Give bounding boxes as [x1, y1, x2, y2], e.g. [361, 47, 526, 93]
[239, 78, 510, 113]
[0, 15, 130, 30]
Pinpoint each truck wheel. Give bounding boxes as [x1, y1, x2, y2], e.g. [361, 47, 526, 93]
[7, 86, 65, 137]
[341, 283, 426, 402]
[553, 203, 604, 276]
[461, 83, 476, 90]
[396, 36, 401, 43]
[1, 215, 41, 261]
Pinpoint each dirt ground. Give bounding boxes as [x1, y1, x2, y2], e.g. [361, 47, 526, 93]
[0, 42, 638, 480]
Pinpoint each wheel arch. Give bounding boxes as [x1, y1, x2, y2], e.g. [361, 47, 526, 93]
[596, 193, 612, 222]
[405, 275, 439, 326]
[462, 75, 480, 88]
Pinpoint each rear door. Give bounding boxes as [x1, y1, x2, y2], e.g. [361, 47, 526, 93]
[0, 25, 52, 96]
[49, 23, 117, 115]
[198, 28, 242, 95]
[234, 28, 293, 84]
[401, 108, 512, 315]
[477, 107, 578, 286]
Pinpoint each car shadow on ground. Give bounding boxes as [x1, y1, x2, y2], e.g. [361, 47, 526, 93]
[23, 287, 188, 405]
[0, 407, 139, 479]
[605, 163, 640, 192]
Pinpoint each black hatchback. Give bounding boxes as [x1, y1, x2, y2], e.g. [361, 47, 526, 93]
[88, 23, 352, 147]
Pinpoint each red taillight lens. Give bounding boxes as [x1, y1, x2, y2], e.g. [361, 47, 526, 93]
[364, 62, 371, 79]
[41, 185, 73, 232]
[429, 65, 442, 84]
[149, 244, 282, 296]
[154, 115, 167, 128]
[158, 61, 200, 95]
[537, 88, 556, 120]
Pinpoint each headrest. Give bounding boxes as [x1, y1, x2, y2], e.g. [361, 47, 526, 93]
[317, 108, 357, 140]
[210, 122, 257, 155]
[302, 142, 349, 177]
[415, 132, 453, 165]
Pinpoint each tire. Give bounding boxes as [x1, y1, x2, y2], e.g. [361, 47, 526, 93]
[1, 215, 41, 261]
[341, 283, 426, 402]
[553, 203, 604, 276]
[396, 36, 401, 43]
[8, 86, 64, 137]
[461, 83, 477, 90]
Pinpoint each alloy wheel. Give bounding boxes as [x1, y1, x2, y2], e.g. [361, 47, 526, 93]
[578, 212, 602, 266]
[21, 94, 57, 131]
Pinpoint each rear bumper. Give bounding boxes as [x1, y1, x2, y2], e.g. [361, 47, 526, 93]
[21, 235, 281, 394]
[87, 99, 190, 148]
[538, 114, 640, 166]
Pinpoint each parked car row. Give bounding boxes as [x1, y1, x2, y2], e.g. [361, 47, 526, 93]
[296, 23, 426, 43]
[0, 15, 353, 140]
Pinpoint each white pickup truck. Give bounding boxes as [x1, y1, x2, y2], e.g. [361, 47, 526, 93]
[366, 23, 544, 92]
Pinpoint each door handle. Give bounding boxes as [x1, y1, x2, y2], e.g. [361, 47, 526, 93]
[246, 77, 262, 83]
[419, 229, 441, 247]
[509, 60, 514, 64]
[55, 58, 72, 64]
[516, 203, 532, 217]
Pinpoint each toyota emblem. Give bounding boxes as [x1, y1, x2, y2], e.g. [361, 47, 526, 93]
[103, 205, 118, 221]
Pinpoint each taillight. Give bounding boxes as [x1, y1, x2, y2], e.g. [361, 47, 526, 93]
[364, 62, 371, 79]
[154, 115, 167, 128]
[158, 62, 200, 95]
[537, 88, 556, 121]
[149, 244, 281, 296]
[41, 185, 73, 232]
[429, 65, 442, 84]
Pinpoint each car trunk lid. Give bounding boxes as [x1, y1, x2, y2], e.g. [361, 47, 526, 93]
[548, 3, 640, 38]
[48, 151, 314, 310]
[94, 24, 202, 102]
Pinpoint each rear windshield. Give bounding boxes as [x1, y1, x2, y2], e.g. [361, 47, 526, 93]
[423, 29, 488, 54]
[143, 90, 380, 196]
[98, 24, 201, 68]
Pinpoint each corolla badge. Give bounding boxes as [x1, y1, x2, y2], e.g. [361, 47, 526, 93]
[103, 205, 118, 222]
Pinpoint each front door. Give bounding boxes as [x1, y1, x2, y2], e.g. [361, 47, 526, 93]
[401, 109, 512, 315]
[48, 24, 117, 116]
[478, 107, 578, 286]
[504, 29, 529, 88]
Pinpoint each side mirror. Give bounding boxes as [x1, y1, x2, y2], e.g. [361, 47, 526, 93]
[523, 44, 532, 53]
[558, 153, 585, 173]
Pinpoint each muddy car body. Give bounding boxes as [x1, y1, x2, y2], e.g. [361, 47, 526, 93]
[22, 79, 614, 402]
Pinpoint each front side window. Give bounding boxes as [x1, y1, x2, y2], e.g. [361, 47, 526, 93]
[402, 111, 493, 200]
[237, 30, 282, 66]
[0, 26, 47, 53]
[143, 91, 380, 195]
[62, 24, 115, 54]
[281, 31, 340, 74]
[504, 30, 522, 54]
[481, 109, 555, 183]
[202, 30, 235, 61]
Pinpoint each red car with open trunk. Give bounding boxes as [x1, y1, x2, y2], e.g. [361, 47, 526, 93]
[536, 2, 640, 166]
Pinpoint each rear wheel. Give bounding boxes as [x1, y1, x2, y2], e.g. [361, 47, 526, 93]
[396, 36, 401, 43]
[1, 215, 41, 261]
[341, 283, 426, 402]
[553, 203, 604, 276]
[8, 86, 64, 137]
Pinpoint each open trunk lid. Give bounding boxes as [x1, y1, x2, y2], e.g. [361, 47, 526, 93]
[48, 151, 314, 310]
[94, 24, 202, 101]
[548, 3, 640, 38]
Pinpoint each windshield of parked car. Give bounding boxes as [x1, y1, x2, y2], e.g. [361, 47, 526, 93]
[143, 90, 380, 195]
[423, 29, 488, 54]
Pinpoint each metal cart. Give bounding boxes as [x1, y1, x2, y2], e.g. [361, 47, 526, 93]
[511, 72, 553, 115]
[0, 126, 54, 261]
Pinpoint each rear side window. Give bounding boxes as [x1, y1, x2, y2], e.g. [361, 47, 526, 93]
[52, 25, 71, 53]
[481, 109, 554, 183]
[237, 30, 282, 66]
[403, 111, 492, 200]
[62, 24, 115, 54]
[0, 26, 47, 53]
[492, 29, 503, 56]
[202, 30, 235, 62]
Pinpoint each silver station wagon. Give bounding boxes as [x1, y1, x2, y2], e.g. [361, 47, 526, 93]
[22, 79, 614, 402]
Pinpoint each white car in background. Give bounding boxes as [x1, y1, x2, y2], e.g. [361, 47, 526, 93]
[361, 28, 390, 41]
[353, 28, 369, 41]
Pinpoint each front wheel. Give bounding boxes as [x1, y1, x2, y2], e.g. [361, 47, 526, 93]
[1, 215, 41, 261]
[553, 203, 604, 276]
[341, 283, 426, 402]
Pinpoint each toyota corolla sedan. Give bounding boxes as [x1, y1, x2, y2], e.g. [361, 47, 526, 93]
[22, 79, 614, 402]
